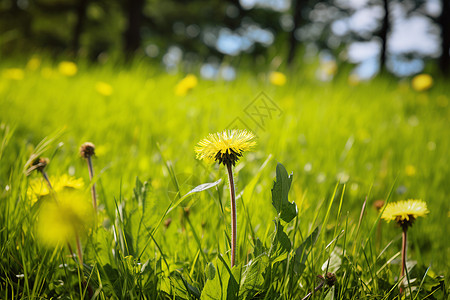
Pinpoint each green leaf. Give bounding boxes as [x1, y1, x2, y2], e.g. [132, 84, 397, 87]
[271, 163, 297, 223]
[293, 226, 320, 275]
[201, 256, 239, 300]
[324, 285, 335, 300]
[271, 220, 291, 258]
[321, 247, 342, 274]
[167, 179, 222, 214]
[239, 254, 269, 297]
[205, 262, 216, 280]
[133, 177, 148, 212]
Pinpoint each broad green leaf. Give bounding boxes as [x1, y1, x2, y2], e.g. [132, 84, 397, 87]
[239, 254, 269, 298]
[271, 220, 291, 258]
[167, 179, 222, 214]
[271, 163, 297, 223]
[201, 256, 239, 300]
[324, 285, 335, 300]
[322, 247, 342, 274]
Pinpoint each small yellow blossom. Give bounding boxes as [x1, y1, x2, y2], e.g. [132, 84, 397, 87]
[195, 129, 256, 166]
[2, 68, 24, 80]
[26, 57, 41, 71]
[95, 81, 113, 96]
[382, 199, 429, 227]
[320, 60, 338, 76]
[37, 191, 94, 247]
[175, 74, 198, 96]
[58, 61, 78, 76]
[28, 175, 84, 204]
[348, 74, 360, 86]
[405, 165, 416, 176]
[269, 71, 286, 86]
[411, 74, 433, 92]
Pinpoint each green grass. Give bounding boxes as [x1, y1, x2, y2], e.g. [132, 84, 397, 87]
[0, 57, 449, 299]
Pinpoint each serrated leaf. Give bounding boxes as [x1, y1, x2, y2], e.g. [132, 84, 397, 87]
[271, 220, 291, 258]
[271, 163, 297, 223]
[240, 254, 269, 297]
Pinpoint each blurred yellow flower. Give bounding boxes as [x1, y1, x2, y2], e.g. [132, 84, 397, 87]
[37, 191, 94, 247]
[382, 199, 429, 227]
[95, 81, 113, 96]
[28, 174, 84, 204]
[2, 68, 24, 80]
[269, 71, 286, 86]
[320, 60, 337, 76]
[405, 165, 416, 176]
[58, 61, 78, 76]
[175, 74, 198, 96]
[195, 129, 256, 166]
[411, 74, 433, 92]
[26, 57, 41, 71]
[348, 74, 360, 86]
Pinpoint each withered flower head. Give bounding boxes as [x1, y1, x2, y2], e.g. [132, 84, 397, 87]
[373, 199, 385, 211]
[26, 157, 49, 175]
[80, 142, 95, 159]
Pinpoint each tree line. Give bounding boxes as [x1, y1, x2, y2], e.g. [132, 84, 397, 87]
[1, 0, 448, 76]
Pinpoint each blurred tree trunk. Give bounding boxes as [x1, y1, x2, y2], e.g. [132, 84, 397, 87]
[439, 0, 450, 76]
[379, 0, 390, 73]
[287, 0, 304, 66]
[124, 0, 145, 54]
[71, 0, 88, 54]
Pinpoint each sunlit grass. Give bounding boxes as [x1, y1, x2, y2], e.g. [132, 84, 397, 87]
[0, 57, 448, 298]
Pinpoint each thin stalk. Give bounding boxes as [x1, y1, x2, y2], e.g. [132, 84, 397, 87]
[40, 169, 53, 190]
[400, 226, 407, 294]
[86, 156, 97, 211]
[301, 280, 325, 300]
[226, 163, 237, 268]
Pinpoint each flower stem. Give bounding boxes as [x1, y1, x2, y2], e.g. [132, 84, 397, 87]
[226, 163, 237, 267]
[40, 169, 53, 191]
[86, 156, 97, 211]
[400, 226, 407, 294]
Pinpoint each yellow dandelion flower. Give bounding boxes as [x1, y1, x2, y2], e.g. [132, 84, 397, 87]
[2, 68, 24, 80]
[381, 199, 429, 227]
[195, 129, 256, 166]
[26, 57, 41, 71]
[37, 191, 94, 247]
[58, 61, 78, 76]
[28, 175, 84, 204]
[95, 81, 113, 96]
[348, 74, 360, 86]
[411, 74, 433, 92]
[321, 60, 338, 76]
[57, 174, 84, 190]
[405, 165, 416, 176]
[175, 74, 198, 96]
[269, 71, 287, 86]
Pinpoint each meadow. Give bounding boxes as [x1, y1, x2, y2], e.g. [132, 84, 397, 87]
[0, 57, 448, 299]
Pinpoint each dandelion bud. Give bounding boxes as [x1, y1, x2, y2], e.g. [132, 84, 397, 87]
[164, 218, 172, 228]
[80, 142, 95, 159]
[325, 272, 336, 287]
[373, 199, 385, 211]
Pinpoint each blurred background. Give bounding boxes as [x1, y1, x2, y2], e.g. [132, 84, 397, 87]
[1, 0, 449, 79]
